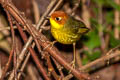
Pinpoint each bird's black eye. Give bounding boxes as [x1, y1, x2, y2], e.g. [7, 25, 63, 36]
[55, 17, 62, 21]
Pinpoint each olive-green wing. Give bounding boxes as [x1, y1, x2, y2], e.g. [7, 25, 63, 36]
[65, 17, 89, 34]
[77, 22, 89, 34]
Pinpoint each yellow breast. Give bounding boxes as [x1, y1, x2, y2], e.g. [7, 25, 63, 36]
[51, 28, 80, 44]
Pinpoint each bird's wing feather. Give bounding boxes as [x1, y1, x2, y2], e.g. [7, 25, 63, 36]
[65, 17, 89, 34]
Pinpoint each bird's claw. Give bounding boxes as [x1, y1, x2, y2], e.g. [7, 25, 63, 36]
[43, 41, 57, 50]
[69, 60, 76, 73]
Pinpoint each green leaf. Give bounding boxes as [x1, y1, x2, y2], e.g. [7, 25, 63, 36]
[84, 50, 101, 61]
[88, 51, 101, 61]
[83, 30, 101, 49]
[82, 57, 89, 65]
[82, 50, 101, 65]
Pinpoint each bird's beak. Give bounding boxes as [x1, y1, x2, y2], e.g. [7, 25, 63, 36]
[44, 16, 50, 20]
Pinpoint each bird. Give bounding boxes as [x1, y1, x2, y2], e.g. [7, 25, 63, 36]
[49, 11, 89, 68]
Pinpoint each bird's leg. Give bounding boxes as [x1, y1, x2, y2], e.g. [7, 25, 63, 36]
[43, 41, 57, 50]
[69, 43, 76, 73]
[71, 42, 76, 68]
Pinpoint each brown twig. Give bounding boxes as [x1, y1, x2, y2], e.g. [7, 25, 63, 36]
[104, 25, 112, 50]
[16, 23, 50, 80]
[27, 64, 38, 80]
[17, 42, 38, 79]
[0, 59, 1, 78]
[0, 26, 17, 31]
[82, 0, 90, 28]
[63, 74, 73, 80]
[17, 51, 30, 80]
[6, 11, 17, 80]
[52, 58, 64, 79]
[63, 46, 120, 79]
[32, 0, 40, 23]
[79, 46, 120, 71]
[0, 25, 49, 31]
[114, 0, 120, 39]
[44, 52, 60, 80]
[0, 49, 14, 80]
[29, 47, 50, 80]
[0, 7, 17, 80]
[71, 0, 81, 16]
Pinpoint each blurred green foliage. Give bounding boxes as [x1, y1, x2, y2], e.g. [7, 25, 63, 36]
[81, 0, 120, 65]
[109, 31, 120, 48]
[84, 30, 101, 50]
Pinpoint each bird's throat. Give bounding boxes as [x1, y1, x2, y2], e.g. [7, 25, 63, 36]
[50, 18, 63, 29]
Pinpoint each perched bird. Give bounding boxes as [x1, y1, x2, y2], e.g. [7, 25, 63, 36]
[49, 11, 89, 68]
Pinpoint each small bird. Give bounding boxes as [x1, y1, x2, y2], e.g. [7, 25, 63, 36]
[49, 11, 89, 68]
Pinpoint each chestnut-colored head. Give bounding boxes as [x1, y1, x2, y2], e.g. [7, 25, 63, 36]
[50, 11, 68, 29]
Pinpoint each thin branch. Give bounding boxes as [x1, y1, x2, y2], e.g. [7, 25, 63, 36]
[0, 59, 1, 78]
[1, 8, 17, 80]
[0, 25, 49, 31]
[52, 58, 64, 79]
[6, 11, 17, 80]
[27, 64, 38, 80]
[79, 46, 120, 71]
[15, 23, 50, 80]
[114, 0, 120, 39]
[32, 0, 40, 23]
[0, 50, 14, 80]
[71, 0, 81, 16]
[44, 52, 60, 80]
[17, 51, 30, 80]
[63, 46, 120, 79]
[82, 0, 90, 28]
[17, 42, 36, 79]
[0, 26, 17, 31]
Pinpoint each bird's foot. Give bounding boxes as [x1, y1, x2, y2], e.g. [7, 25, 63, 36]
[43, 41, 57, 50]
[71, 60, 76, 69]
[69, 60, 76, 73]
